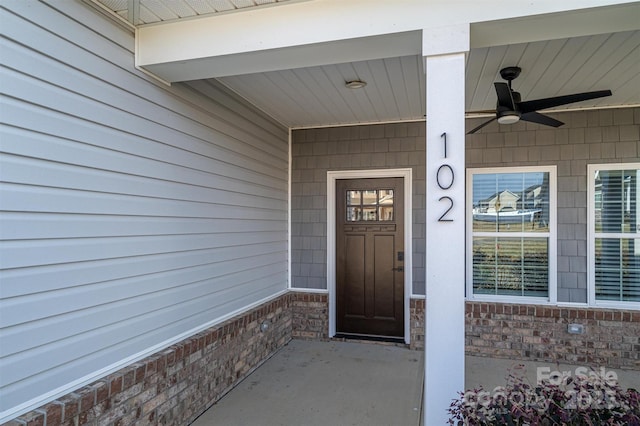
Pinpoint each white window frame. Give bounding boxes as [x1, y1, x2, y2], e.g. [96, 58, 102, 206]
[587, 163, 640, 310]
[466, 166, 557, 305]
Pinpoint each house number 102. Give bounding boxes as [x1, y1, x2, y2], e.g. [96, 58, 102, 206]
[437, 132, 454, 222]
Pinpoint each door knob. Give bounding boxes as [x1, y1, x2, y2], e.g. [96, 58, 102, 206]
[392, 266, 404, 272]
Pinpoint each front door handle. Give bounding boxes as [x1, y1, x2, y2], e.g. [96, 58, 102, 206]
[392, 266, 404, 272]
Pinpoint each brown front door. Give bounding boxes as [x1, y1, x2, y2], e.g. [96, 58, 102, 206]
[336, 178, 404, 338]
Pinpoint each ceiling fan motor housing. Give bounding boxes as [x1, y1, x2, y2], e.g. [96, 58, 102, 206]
[500, 66, 522, 82]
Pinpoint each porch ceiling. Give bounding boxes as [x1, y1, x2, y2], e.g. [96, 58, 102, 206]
[93, 0, 293, 25]
[218, 30, 640, 128]
[94, 0, 640, 129]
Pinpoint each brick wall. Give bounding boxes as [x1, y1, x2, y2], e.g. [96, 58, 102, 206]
[465, 302, 640, 370]
[291, 292, 329, 340]
[411, 299, 639, 370]
[5, 294, 292, 426]
[410, 298, 425, 350]
[10, 293, 635, 426]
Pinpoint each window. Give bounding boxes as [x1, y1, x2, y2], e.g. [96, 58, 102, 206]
[346, 189, 394, 221]
[467, 166, 556, 303]
[588, 164, 640, 308]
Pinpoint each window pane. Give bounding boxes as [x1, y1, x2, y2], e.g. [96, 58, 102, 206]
[379, 206, 394, 221]
[346, 191, 361, 206]
[594, 169, 638, 234]
[362, 190, 377, 206]
[345, 188, 394, 222]
[472, 237, 548, 297]
[361, 207, 377, 221]
[595, 238, 640, 301]
[472, 172, 549, 233]
[347, 207, 361, 222]
[472, 237, 496, 294]
[379, 189, 394, 205]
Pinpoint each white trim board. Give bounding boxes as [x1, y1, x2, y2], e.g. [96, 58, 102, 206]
[326, 168, 413, 344]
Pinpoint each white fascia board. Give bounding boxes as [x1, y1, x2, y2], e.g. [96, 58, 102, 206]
[142, 31, 422, 81]
[137, 0, 638, 82]
[471, 2, 640, 48]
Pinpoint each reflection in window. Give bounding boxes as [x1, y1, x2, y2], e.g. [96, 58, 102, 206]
[469, 168, 553, 299]
[472, 172, 549, 233]
[592, 167, 640, 303]
[346, 189, 394, 221]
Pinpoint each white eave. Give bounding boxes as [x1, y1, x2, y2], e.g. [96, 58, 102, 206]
[134, 0, 640, 81]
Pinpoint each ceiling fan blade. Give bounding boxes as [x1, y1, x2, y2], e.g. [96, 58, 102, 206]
[494, 82, 515, 109]
[519, 90, 612, 113]
[468, 117, 496, 134]
[521, 111, 564, 127]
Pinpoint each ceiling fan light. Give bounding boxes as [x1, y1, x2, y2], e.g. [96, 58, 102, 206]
[497, 111, 521, 125]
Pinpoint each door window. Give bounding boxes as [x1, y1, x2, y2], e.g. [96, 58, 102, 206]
[346, 189, 394, 222]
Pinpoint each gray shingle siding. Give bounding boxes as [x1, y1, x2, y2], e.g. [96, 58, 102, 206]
[467, 108, 640, 303]
[292, 107, 639, 303]
[291, 123, 427, 294]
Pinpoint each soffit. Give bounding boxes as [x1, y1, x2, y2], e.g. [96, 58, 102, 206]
[94, 0, 291, 24]
[217, 30, 639, 128]
[91, 0, 640, 129]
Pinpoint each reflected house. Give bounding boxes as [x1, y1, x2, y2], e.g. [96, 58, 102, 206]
[473, 186, 542, 223]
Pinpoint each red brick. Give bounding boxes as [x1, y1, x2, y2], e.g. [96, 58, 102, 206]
[109, 375, 123, 395]
[174, 346, 184, 362]
[58, 394, 79, 422]
[77, 386, 95, 412]
[22, 410, 45, 426]
[122, 369, 135, 389]
[135, 365, 145, 384]
[95, 381, 109, 404]
[44, 402, 63, 425]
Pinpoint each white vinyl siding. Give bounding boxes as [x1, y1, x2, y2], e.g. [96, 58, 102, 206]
[0, 0, 288, 420]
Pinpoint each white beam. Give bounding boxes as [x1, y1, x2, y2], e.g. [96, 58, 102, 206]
[471, 2, 640, 48]
[139, 31, 422, 81]
[423, 24, 468, 426]
[136, 0, 638, 81]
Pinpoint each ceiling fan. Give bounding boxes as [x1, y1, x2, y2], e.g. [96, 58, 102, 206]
[468, 66, 612, 134]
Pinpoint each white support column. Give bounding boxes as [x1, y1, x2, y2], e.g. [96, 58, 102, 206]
[423, 24, 468, 425]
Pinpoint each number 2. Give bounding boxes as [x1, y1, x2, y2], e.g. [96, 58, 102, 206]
[438, 196, 453, 222]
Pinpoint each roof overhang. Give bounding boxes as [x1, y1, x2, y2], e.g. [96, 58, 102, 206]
[135, 0, 640, 82]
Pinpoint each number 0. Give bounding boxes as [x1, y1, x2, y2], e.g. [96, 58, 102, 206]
[436, 164, 454, 190]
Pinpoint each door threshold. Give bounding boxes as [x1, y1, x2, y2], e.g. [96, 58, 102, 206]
[333, 333, 406, 345]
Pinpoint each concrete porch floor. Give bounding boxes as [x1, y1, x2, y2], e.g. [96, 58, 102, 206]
[192, 339, 640, 426]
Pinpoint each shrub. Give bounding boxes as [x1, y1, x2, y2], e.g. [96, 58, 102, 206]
[448, 365, 640, 425]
